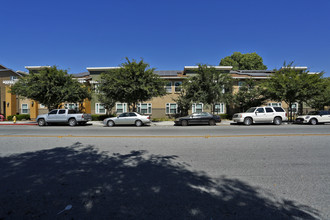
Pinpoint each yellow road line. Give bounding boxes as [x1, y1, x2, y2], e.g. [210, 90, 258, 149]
[0, 134, 330, 138]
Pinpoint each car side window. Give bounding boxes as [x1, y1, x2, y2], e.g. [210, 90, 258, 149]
[49, 110, 58, 115]
[129, 113, 136, 117]
[58, 110, 66, 114]
[265, 107, 274, 113]
[119, 113, 128, 117]
[273, 107, 285, 112]
[256, 108, 264, 113]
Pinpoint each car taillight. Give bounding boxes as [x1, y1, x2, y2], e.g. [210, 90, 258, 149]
[82, 115, 84, 118]
[147, 116, 150, 119]
[285, 113, 287, 117]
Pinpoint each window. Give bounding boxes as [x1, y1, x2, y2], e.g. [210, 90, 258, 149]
[214, 103, 225, 114]
[268, 103, 282, 107]
[174, 81, 182, 92]
[58, 109, 66, 114]
[10, 76, 18, 81]
[21, 104, 28, 114]
[166, 103, 177, 114]
[291, 103, 298, 113]
[165, 82, 172, 93]
[64, 103, 78, 110]
[265, 107, 274, 113]
[95, 103, 106, 114]
[119, 113, 129, 117]
[93, 83, 100, 94]
[274, 107, 285, 112]
[192, 103, 203, 113]
[39, 104, 45, 108]
[129, 113, 137, 116]
[256, 107, 265, 113]
[137, 103, 152, 114]
[49, 110, 58, 114]
[116, 103, 127, 113]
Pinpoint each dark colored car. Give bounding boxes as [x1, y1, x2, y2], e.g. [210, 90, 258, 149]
[174, 112, 221, 126]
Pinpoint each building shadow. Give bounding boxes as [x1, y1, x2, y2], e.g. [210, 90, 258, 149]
[0, 143, 320, 219]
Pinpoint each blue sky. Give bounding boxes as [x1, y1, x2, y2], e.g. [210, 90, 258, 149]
[1, 0, 330, 76]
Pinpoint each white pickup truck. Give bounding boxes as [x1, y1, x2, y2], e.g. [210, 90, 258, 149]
[36, 109, 92, 126]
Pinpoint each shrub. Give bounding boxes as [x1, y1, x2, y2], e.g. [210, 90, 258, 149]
[152, 117, 175, 122]
[6, 114, 31, 121]
[219, 114, 232, 120]
[91, 114, 115, 121]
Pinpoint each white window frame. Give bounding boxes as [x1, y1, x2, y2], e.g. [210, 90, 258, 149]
[174, 81, 182, 93]
[165, 82, 172, 93]
[268, 102, 282, 107]
[137, 103, 152, 114]
[214, 103, 225, 114]
[21, 104, 29, 114]
[64, 103, 78, 110]
[291, 102, 299, 113]
[166, 103, 178, 114]
[116, 103, 127, 114]
[95, 103, 106, 114]
[192, 103, 203, 113]
[93, 83, 100, 94]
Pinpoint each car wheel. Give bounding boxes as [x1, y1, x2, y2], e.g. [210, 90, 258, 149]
[310, 118, 317, 125]
[135, 120, 143, 127]
[209, 119, 216, 126]
[244, 117, 252, 126]
[273, 117, 282, 125]
[68, 118, 77, 127]
[181, 120, 188, 126]
[38, 119, 46, 126]
[107, 120, 115, 127]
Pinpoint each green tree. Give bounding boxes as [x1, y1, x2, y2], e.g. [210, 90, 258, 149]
[174, 90, 191, 117]
[264, 62, 324, 121]
[233, 79, 267, 112]
[98, 58, 166, 112]
[183, 64, 233, 113]
[220, 52, 267, 70]
[306, 77, 330, 110]
[10, 66, 91, 110]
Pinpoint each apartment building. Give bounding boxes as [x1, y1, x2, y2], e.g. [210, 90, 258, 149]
[1, 64, 322, 119]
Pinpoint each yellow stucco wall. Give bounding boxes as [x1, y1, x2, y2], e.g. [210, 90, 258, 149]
[5, 86, 17, 116]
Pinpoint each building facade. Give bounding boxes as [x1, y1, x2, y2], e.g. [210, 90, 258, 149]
[1, 64, 326, 120]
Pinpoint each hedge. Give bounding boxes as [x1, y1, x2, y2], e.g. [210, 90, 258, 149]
[7, 114, 31, 121]
[91, 114, 115, 121]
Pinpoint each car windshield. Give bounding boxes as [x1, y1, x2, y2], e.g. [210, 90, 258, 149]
[245, 107, 256, 113]
[307, 111, 319, 115]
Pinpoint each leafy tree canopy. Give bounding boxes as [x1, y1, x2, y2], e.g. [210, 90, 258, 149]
[220, 52, 267, 70]
[233, 79, 267, 112]
[182, 64, 233, 113]
[98, 58, 166, 111]
[264, 62, 324, 119]
[306, 77, 330, 110]
[10, 66, 91, 111]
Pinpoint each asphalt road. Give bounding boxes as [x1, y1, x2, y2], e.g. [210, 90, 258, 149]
[0, 124, 329, 219]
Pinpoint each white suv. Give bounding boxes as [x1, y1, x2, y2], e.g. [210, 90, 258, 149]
[232, 106, 288, 125]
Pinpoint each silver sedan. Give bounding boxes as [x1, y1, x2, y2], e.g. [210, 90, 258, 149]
[103, 112, 151, 127]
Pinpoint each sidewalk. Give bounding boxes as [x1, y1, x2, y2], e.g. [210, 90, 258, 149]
[0, 120, 37, 125]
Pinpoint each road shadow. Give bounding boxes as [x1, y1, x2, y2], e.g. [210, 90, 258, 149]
[0, 143, 320, 219]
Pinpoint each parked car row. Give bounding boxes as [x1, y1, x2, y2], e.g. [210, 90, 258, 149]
[35, 108, 330, 127]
